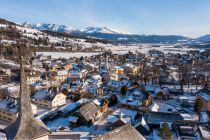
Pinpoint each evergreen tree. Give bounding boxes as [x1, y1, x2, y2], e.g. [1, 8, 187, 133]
[109, 94, 117, 106]
[121, 85, 128, 96]
[159, 122, 172, 140]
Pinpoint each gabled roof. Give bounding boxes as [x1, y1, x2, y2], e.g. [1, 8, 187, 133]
[147, 111, 184, 125]
[197, 90, 210, 101]
[80, 101, 100, 121]
[34, 89, 66, 101]
[94, 124, 145, 140]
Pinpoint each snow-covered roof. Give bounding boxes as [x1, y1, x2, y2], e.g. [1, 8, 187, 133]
[198, 91, 210, 101]
[93, 99, 101, 106]
[93, 75, 102, 81]
[124, 63, 136, 69]
[145, 84, 156, 92]
[68, 116, 79, 123]
[149, 103, 159, 112]
[200, 111, 209, 122]
[94, 124, 145, 140]
[60, 98, 89, 113]
[132, 90, 142, 96]
[112, 108, 137, 122]
[33, 89, 63, 101]
[199, 126, 210, 139]
[0, 97, 18, 114]
[107, 115, 119, 124]
[180, 114, 195, 121]
[155, 87, 170, 95]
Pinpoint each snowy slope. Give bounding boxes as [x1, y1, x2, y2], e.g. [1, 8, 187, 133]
[22, 22, 130, 35]
[23, 22, 76, 33]
[80, 27, 130, 34]
[197, 35, 210, 42]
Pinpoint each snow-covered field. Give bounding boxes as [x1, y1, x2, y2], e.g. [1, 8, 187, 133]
[36, 52, 103, 58]
[36, 44, 199, 59]
[108, 44, 198, 54]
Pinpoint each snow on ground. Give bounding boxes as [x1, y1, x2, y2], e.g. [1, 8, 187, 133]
[108, 44, 198, 54]
[0, 39, 16, 44]
[0, 24, 7, 28]
[0, 59, 44, 72]
[0, 59, 19, 68]
[37, 106, 49, 116]
[46, 117, 69, 131]
[36, 52, 103, 59]
[150, 101, 177, 113]
[0, 132, 6, 140]
[36, 43, 199, 59]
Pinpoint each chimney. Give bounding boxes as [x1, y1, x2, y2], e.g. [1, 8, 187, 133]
[48, 89, 52, 95]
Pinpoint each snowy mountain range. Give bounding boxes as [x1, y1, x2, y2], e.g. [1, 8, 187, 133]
[23, 22, 77, 33]
[22, 22, 129, 35]
[21, 21, 210, 43]
[196, 35, 210, 42]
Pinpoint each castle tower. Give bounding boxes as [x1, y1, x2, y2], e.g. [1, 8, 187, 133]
[4, 48, 50, 140]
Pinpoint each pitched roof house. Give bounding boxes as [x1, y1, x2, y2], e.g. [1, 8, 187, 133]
[79, 101, 101, 124]
[33, 88, 66, 109]
[94, 124, 145, 140]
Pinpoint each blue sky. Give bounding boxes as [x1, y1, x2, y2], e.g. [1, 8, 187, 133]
[0, 0, 210, 37]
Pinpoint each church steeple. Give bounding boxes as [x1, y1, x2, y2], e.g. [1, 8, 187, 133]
[4, 47, 50, 140]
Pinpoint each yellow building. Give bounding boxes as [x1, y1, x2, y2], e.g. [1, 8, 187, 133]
[124, 63, 138, 75]
[63, 64, 73, 71]
[49, 70, 68, 83]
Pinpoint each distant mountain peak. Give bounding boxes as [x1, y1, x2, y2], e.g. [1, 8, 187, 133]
[197, 35, 210, 42]
[80, 26, 131, 34]
[22, 22, 76, 33]
[22, 21, 131, 35]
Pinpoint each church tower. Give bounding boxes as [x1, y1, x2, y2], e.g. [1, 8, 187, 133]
[4, 47, 50, 140]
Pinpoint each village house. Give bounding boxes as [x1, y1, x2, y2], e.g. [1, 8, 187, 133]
[68, 116, 79, 128]
[110, 66, 125, 81]
[31, 59, 43, 68]
[146, 112, 184, 127]
[94, 124, 145, 140]
[196, 90, 210, 111]
[32, 87, 67, 109]
[175, 125, 201, 140]
[82, 75, 103, 95]
[155, 87, 170, 100]
[117, 88, 146, 108]
[79, 101, 101, 124]
[67, 67, 88, 83]
[26, 71, 41, 84]
[0, 96, 37, 123]
[134, 116, 150, 137]
[0, 67, 11, 76]
[124, 63, 138, 75]
[29, 80, 59, 95]
[50, 63, 61, 71]
[0, 83, 20, 99]
[49, 70, 68, 83]
[103, 79, 132, 94]
[107, 113, 131, 130]
[62, 63, 73, 71]
[199, 126, 210, 140]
